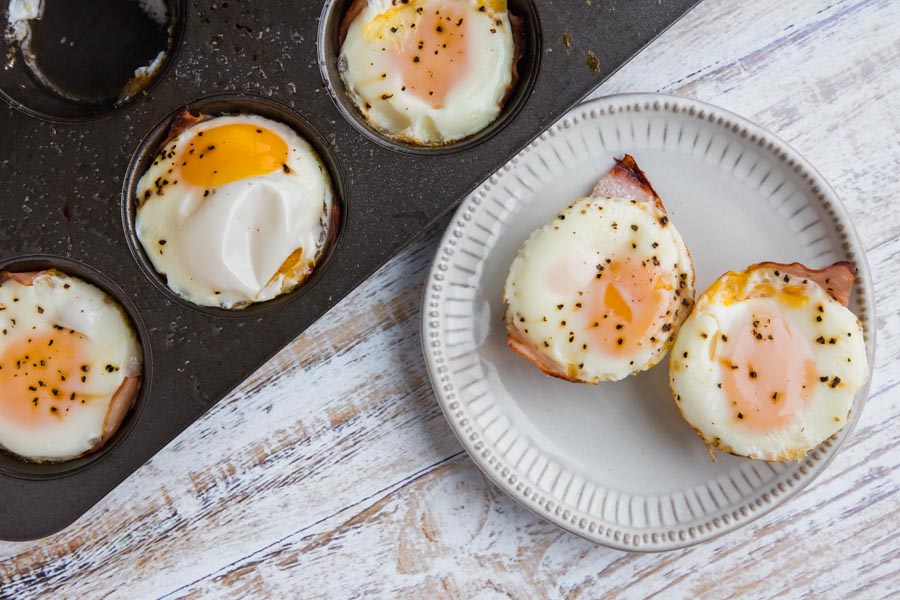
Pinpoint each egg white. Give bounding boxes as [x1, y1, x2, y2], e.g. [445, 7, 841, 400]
[669, 267, 868, 461]
[135, 114, 334, 309]
[339, 0, 515, 144]
[0, 271, 141, 461]
[504, 196, 695, 382]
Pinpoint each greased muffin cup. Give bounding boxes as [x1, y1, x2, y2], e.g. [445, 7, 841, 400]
[0, 0, 184, 122]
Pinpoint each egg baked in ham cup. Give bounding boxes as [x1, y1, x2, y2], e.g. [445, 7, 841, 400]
[134, 110, 336, 309]
[503, 155, 696, 383]
[0, 270, 142, 463]
[669, 262, 868, 461]
[337, 0, 523, 145]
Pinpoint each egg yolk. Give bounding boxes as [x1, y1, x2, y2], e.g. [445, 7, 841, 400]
[718, 308, 817, 432]
[387, 1, 472, 108]
[178, 124, 288, 188]
[708, 271, 809, 309]
[0, 329, 92, 429]
[583, 258, 673, 355]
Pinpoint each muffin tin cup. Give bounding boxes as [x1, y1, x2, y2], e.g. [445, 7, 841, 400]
[0, 0, 701, 539]
[0, 0, 185, 123]
[317, 0, 543, 155]
[0, 255, 153, 481]
[121, 93, 348, 319]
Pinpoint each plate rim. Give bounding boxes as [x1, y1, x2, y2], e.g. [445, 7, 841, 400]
[421, 92, 877, 552]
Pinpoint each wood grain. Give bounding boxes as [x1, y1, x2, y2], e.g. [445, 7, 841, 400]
[2, 0, 900, 597]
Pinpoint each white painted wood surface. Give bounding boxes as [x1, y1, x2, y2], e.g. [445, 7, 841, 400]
[2, 0, 899, 597]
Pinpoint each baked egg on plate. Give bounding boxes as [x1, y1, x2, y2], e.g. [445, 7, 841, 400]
[503, 155, 696, 383]
[669, 261, 868, 461]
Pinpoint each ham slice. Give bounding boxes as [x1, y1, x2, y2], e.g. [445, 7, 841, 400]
[506, 323, 577, 382]
[591, 154, 664, 212]
[0, 271, 41, 286]
[337, 0, 368, 46]
[503, 12, 525, 104]
[102, 376, 141, 443]
[159, 108, 206, 149]
[756, 261, 857, 306]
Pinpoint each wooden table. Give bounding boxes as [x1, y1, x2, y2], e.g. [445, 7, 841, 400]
[3, 0, 899, 597]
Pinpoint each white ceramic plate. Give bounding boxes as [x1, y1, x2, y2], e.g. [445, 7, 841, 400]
[422, 93, 876, 551]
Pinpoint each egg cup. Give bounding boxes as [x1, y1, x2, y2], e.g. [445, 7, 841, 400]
[121, 93, 347, 318]
[0, 255, 151, 480]
[317, 0, 542, 155]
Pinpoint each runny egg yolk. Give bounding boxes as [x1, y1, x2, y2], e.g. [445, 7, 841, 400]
[718, 309, 817, 431]
[0, 330, 92, 429]
[388, 2, 471, 108]
[177, 124, 288, 189]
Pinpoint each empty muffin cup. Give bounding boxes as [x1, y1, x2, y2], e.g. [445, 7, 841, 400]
[121, 93, 347, 318]
[318, 0, 542, 155]
[0, 255, 151, 480]
[0, 0, 183, 121]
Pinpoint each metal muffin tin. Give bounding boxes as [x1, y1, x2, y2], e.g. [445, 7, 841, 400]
[0, 0, 699, 540]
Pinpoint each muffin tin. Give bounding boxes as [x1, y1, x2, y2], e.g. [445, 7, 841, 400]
[0, 0, 699, 540]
